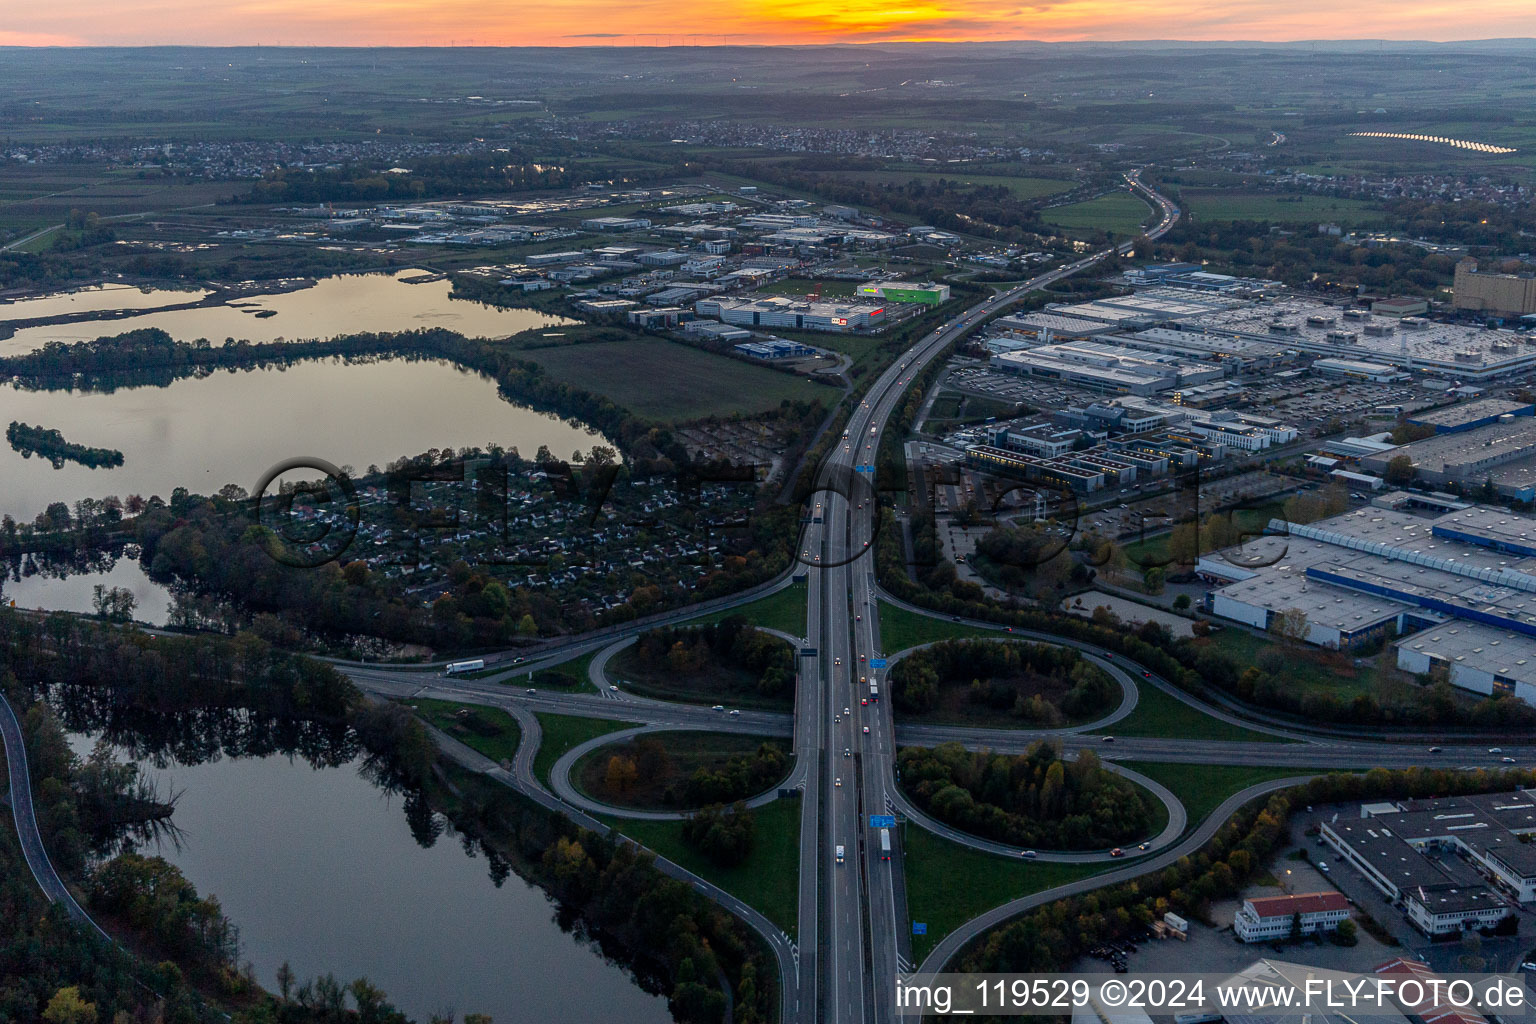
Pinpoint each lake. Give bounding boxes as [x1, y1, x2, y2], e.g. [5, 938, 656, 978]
[0, 270, 575, 355]
[0, 281, 211, 319]
[2, 551, 175, 625]
[86, 742, 672, 1023]
[2, 355, 610, 522]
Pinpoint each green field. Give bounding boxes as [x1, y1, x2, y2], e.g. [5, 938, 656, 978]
[824, 169, 1074, 200]
[673, 582, 808, 636]
[876, 600, 996, 654]
[1042, 192, 1154, 236]
[408, 699, 522, 765]
[903, 824, 1109, 962]
[523, 337, 839, 421]
[758, 278, 859, 298]
[1179, 189, 1388, 225]
[531, 713, 641, 787]
[1119, 761, 1327, 828]
[1113, 682, 1288, 743]
[521, 648, 600, 691]
[603, 798, 801, 935]
[1198, 628, 1408, 702]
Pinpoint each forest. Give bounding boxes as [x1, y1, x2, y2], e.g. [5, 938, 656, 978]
[627, 616, 796, 700]
[897, 741, 1157, 850]
[888, 639, 1117, 725]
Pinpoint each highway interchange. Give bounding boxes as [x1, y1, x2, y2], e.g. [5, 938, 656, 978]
[10, 172, 1530, 1022]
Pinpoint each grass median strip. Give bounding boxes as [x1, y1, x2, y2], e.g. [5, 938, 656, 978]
[600, 798, 801, 937]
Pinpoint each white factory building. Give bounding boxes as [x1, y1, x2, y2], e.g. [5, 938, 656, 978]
[989, 339, 1225, 396]
[695, 295, 886, 332]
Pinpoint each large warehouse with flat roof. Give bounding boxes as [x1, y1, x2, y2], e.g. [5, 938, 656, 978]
[1201, 503, 1536, 702]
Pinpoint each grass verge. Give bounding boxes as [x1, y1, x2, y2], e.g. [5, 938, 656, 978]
[408, 698, 522, 764]
[1113, 682, 1289, 744]
[673, 582, 809, 637]
[903, 824, 1109, 963]
[532, 713, 641, 787]
[1117, 761, 1329, 829]
[602, 797, 801, 936]
[877, 600, 996, 653]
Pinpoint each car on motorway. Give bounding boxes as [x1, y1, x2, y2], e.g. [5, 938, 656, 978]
[843, 748, 851, 757]
[1504, 756, 1517, 764]
[527, 687, 536, 694]
[1490, 747, 1503, 753]
[1429, 746, 1442, 753]
[834, 656, 841, 665]
[835, 845, 845, 864]
[1110, 848, 1124, 857]
[1102, 736, 1114, 743]
[859, 654, 866, 661]
[861, 698, 868, 705]
[712, 704, 724, 711]
[844, 706, 850, 715]
[1138, 843, 1148, 851]
[855, 614, 862, 621]
[610, 684, 619, 691]
[835, 777, 842, 787]
[729, 709, 741, 716]
[1141, 671, 1151, 678]
[1020, 850, 1037, 859]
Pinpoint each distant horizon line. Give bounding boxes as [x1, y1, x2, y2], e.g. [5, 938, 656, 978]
[3, 37, 1536, 49]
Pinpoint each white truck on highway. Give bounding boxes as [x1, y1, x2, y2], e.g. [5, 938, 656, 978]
[444, 659, 485, 676]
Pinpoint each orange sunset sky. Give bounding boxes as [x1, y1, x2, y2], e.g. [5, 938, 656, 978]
[3, 0, 1536, 47]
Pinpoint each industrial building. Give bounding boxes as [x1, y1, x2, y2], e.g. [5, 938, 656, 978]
[695, 296, 886, 332]
[1311, 357, 1410, 382]
[580, 216, 651, 231]
[1201, 502, 1536, 699]
[1404, 398, 1536, 434]
[734, 339, 817, 360]
[681, 320, 753, 342]
[989, 340, 1225, 395]
[1320, 792, 1536, 934]
[1454, 258, 1536, 317]
[854, 281, 951, 305]
[965, 440, 1166, 493]
[1359, 417, 1536, 500]
[1168, 296, 1536, 379]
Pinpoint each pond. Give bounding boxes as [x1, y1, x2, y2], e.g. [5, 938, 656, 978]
[69, 737, 672, 1024]
[2, 355, 610, 522]
[0, 270, 575, 355]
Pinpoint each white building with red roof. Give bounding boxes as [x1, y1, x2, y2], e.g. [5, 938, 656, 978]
[1233, 891, 1350, 942]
